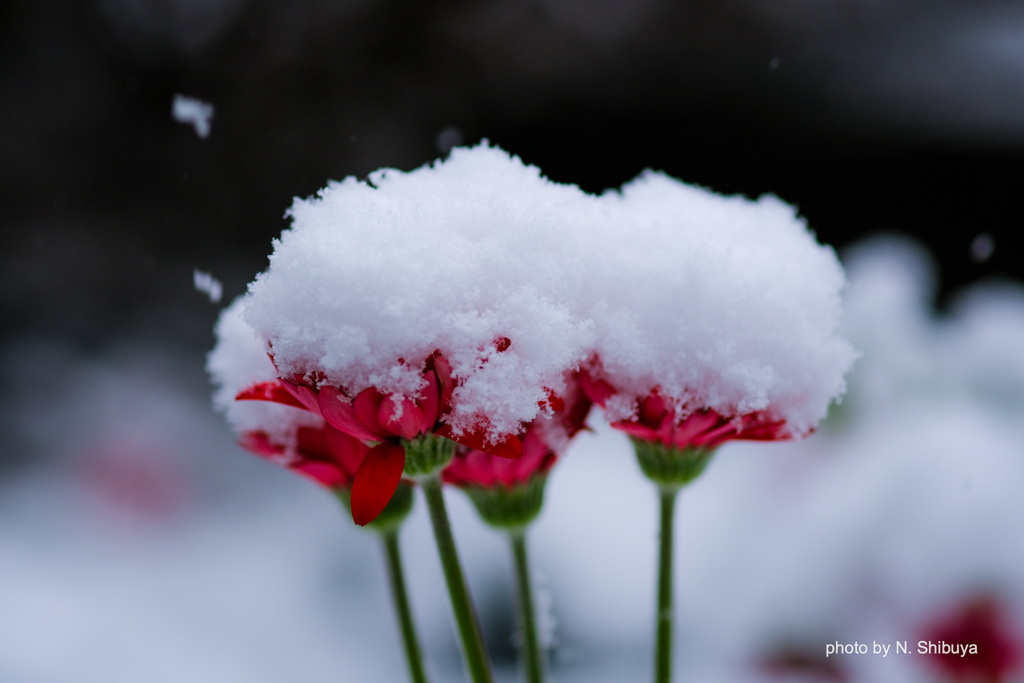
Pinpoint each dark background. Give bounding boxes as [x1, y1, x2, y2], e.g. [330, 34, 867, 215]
[3, 0, 1022, 352]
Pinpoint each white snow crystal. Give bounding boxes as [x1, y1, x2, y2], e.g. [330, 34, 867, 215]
[193, 269, 223, 303]
[241, 143, 854, 443]
[207, 297, 323, 448]
[172, 94, 215, 139]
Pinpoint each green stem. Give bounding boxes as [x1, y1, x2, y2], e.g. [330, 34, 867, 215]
[655, 487, 678, 683]
[381, 530, 431, 683]
[421, 475, 493, 683]
[510, 530, 544, 683]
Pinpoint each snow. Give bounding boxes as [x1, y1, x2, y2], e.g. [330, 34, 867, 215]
[172, 94, 215, 139]
[242, 143, 854, 443]
[193, 269, 223, 304]
[207, 297, 323, 449]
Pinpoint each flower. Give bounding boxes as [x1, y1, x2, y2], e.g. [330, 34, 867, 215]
[247, 350, 525, 526]
[442, 421, 556, 489]
[235, 380, 421, 531]
[577, 365, 789, 452]
[441, 372, 592, 527]
[444, 370, 591, 488]
[922, 596, 1021, 683]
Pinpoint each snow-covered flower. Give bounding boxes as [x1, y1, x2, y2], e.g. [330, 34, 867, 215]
[578, 368, 787, 451]
[574, 172, 856, 451]
[240, 144, 599, 525]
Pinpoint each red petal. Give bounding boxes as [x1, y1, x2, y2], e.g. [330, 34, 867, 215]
[495, 336, 511, 352]
[380, 394, 424, 441]
[610, 420, 662, 443]
[417, 370, 441, 433]
[280, 380, 323, 417]
[292, 460, 350, 488]
[539, 387, 565, 412]
[354, 388, 388, 437]
[578, 371, 616, 407]
[235, 381, 306, 409]
[431, 353, 455, 412]
[638, 393, 669, 428]
[437, 424, 523, 460]
[238, 431, 284, 458]
[670, 410, 722, 447]
[324, 426, 370, 478]
[350, 443, 406, 526]
[295, 426, 330, 461]
[319, 386, 386, 441]
[734, 414, 789, 442]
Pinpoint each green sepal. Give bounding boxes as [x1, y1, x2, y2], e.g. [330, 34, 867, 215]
[403, 433, 456, 478]
[462, 474, 547, 530]
[335, 480, 415, 534]
[631, 437, 715, 492]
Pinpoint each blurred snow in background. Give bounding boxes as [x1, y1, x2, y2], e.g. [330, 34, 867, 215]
[2, 235, 1024, 681]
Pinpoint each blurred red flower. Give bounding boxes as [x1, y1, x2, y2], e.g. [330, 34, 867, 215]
[923, 596, 1021, 683]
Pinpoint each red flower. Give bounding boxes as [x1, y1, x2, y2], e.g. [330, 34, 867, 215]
[443, 371, 592, 488]
[240, 351, 524, 526]
[578, 367, 788, 450]
[443, 421, 556, 488]
[922, 596, 1021, 683]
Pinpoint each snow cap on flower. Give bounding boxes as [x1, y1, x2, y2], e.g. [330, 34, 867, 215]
[242, 143, 594, 445]
[580, 171, 856, 440]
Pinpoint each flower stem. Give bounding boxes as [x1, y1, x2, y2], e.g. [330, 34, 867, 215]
[421, 474, 494, 683]
[381, 529, 431, 683]
[655, 487, 678, 683]
[509, 529, 544, 683]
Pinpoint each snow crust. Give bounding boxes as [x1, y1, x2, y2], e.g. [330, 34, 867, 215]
[242, 143, 854, 442]
[207, 297, 323, 448]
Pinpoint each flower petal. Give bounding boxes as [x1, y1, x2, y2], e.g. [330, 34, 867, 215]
[538, 388, 565, 412]
[670, 409, 722, 447]
[350, 443, 406, 526]
[295, 426, 330, 461]
[280, 380, 324, 417]
[292, 460, 350, 488]
[417, 370, 441, 433]
[238, 431, 284, 458]
[235, 381, 306, 409]
[638, 393, 669, 428]
[578, 370, 616, 407]
[437, 424, 523, 460]
[610, 420, 661, 442]
[319, 386, 386, 441]
[354, 387, 388, 437]
[379, 393, 424, 441]
[323, 425, 371, 478]
[431, 353, 456, 412]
